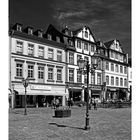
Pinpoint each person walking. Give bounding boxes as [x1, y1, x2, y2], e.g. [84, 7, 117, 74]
[93, 98, 97, 110]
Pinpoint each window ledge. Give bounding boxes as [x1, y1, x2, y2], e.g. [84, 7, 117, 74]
[15, 76, 23, 79]
[47, 80, 54, 82]
[56, 81, 63, 83]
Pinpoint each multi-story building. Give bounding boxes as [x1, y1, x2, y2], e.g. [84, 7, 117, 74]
[9, 23, 130, 108]
[9, 23, 67, 108]
[103, 39, 129, 101]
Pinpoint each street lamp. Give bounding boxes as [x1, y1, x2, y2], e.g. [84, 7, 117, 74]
[22, 77, 29, 115]
[77, 53, 99, 130]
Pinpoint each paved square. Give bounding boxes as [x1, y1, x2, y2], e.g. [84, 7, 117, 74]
[9, 107, 131, 140]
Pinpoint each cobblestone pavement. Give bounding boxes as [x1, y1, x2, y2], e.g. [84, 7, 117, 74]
[9, 106, 131, 140]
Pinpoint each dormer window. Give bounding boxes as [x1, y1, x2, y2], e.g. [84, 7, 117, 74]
[38, 31, 42, 38]
[85, 31, 88, 38]
[28, 28, 33, 35]
[48, 34, 52, 40]
[56, 36, 60, 43]
[17, 25, 22, 32]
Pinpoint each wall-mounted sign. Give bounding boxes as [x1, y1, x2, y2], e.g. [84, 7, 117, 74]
[90, 85, 102, 90]
[31, 85, 51, 91]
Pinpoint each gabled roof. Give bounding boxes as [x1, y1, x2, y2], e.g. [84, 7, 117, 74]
[72, 25, 96, 41]
[104, 39, 122, 49]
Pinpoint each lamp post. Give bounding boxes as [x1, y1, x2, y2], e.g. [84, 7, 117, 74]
[22, 77, 29, 115]
[77, 53, 99, 130]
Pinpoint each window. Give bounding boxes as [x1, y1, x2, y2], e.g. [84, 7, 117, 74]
[120, 78, 123, 86]
[48, 67, 54, 80]
[84, 43, 88, 51]
[77, 41, 81, 49]
[69, 69, 74, 82]
[28, 28, 33, 35]
[57, 50, 62, 62]
[124, 78, 127, 87]
[38, 46, 44, 58]
[77, 70, 82, 83]
[106, 76, 109, 85]
[17, 25, 22, 31]
[91, 45, 94, 52]
[48, 48, 53, 60]
[106, 61, 109, 70]
[69, 40, 73, 46]
[115, 53, 118, 59]
[77, 55, 82, 65]
[84, 75, 87, 83]
[84, 56, 89, 62]
[85, 31, 88, 38]
[120, 65, 123, 73]
[28, 44, 34, 56]
[56, 36, 60, 43]
[115, 64, 119, 72]
[91, 73, 95, 85]
[47, 34, 52, 40]
[57, 69, 62, 81]
[38, 31, 42, 38]
[111, 51, 114, 58]
[16, 41, 23, 54]
[111, 63, 114, 71]
[28, 65, 34, 78]
[116, 77, 119, 86]
[97, 73, 101, 85]
[97, 60, 101, 69]
[124, 66, 127, 74]
[69, 52, 74, 64]
[111, 76, 114, 85]
[38, 66, 44, 82]
[16, 63, 23, 77]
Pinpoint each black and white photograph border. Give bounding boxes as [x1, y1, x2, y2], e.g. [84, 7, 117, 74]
[0, 0, 139, 140]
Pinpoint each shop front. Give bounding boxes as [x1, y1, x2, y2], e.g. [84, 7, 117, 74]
[90, 85, 102, 103]
[12, 83, 67, 108]
[106, 87, 128, 101]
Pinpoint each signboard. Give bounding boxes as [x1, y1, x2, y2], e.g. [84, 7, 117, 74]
[90, 85, 102, 90]
[30, 85, 51, 91]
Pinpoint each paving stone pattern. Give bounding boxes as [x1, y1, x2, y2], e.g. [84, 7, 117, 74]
[9, 107, 131, 140]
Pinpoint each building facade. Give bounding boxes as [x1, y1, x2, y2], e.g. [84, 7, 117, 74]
[9, 23, 67, 108]
[9, 23, 130, 108]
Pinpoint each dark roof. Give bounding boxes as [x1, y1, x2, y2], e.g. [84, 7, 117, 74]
[104, 40, 114, 48]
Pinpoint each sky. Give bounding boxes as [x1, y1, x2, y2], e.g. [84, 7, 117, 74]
[9, 0, 131, 56]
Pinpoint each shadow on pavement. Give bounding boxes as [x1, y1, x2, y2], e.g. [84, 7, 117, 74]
[49, 122, 85, 130]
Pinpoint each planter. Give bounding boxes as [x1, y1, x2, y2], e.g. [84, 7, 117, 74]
[54, 109, 71, 117]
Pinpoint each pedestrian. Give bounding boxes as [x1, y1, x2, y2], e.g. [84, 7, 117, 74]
[93, 99, 97, 110]
[52, 98, 56, 109]
[55, 98, 59, 109]
[68, 98, 71, 108]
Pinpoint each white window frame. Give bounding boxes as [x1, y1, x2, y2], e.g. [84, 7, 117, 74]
[48, 67, 54, 80]
[57, 68, 62, 81]
[69, 69, 74, 82]
[57, 50, 62, 62]
[16, 63, 23, 77]
[28, 43, 34, 56]
[48, 48, 53, 60]
[28, 65, 34, 78]
[38, 46, 44, 58]
[16, 41, 23, 54]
